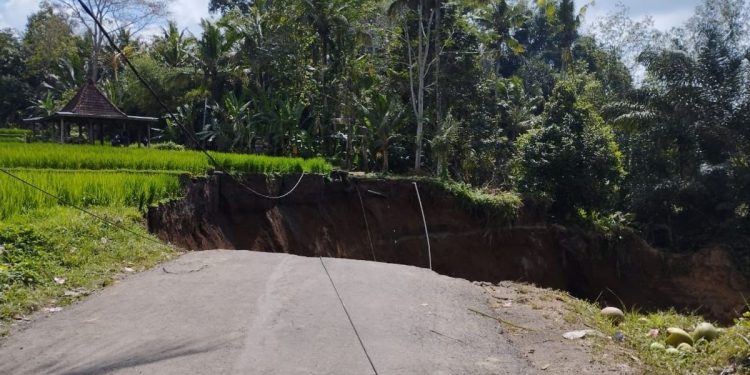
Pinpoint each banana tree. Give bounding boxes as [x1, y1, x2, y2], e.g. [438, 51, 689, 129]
[356, 91, 405, 173]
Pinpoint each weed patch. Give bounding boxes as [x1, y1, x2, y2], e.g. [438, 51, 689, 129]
[566, 297, 750, 374]
[0, 207, 176, 322]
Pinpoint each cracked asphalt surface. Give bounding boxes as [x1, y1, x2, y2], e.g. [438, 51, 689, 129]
[0, 251, 533, 374]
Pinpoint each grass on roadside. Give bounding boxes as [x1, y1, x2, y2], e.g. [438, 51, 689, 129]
[563, 296, 750, 374]
[0, 207, 177, 327]
[0, 143, 332, 174]
[366, 174, 523, 223]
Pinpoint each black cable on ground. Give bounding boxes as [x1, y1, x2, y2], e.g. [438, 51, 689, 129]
[75, 0, 305, 201]
[319, 257, 379, 375]
[0, 168, 165, 246]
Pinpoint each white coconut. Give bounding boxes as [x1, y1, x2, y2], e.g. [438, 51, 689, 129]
[601, 307, 625, 324]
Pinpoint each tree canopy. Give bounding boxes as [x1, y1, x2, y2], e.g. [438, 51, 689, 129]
[3, 0, 750, 253]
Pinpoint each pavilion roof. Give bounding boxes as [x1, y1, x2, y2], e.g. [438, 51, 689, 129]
[61, 81, 128, 118]
[24, 82, 158, 123]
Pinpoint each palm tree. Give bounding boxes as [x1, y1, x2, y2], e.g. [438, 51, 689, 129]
[299, 0, 355, 148]
[474, 0, 528, 75]
[195, 19, 236, 102]
[101, 29, 137, 82]
[154, 21, 195, 68]
[536, 0, 587, 75]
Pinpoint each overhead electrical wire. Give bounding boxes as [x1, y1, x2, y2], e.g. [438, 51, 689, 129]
[75, 0, 305, 201]
[0, 168, 165, 246]
[0, 5, 379, 373]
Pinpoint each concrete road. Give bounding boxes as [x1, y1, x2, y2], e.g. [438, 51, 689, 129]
[0, 251, 533, 375]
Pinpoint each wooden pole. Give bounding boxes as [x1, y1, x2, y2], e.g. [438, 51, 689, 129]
[147, 123, 151, 147]
[137, 124, 142, 148]
[99, 123, 104, 145]
[60, 118, 64, 143]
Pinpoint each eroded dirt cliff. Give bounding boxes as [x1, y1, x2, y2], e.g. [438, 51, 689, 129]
[147, 173, 749, 322]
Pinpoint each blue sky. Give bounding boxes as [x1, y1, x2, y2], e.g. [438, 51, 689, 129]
[0, 0, 211, 37]
[583, 0, 703, 31]
[0, 0, 703, 37]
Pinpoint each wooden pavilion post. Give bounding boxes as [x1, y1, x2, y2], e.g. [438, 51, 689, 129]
[147, 124, 151, 147]
[99, 123, 104, 145]
[60, 118, 65, 143]
[88, 120, 94, 144]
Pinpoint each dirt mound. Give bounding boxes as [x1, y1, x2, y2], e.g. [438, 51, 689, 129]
[147, 173, 750, 322]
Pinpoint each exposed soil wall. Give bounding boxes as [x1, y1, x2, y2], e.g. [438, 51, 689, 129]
[148, 173, 750, 322]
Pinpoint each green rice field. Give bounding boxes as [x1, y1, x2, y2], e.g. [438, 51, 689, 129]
[0, 142, 332, 219]
[0, 170, 182, 219]
[0, 129, 31, 143]
[0, 143, 332, 174]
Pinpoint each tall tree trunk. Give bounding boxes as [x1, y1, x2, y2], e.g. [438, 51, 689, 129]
[346, 119, 354, 170]
[360, 125, 368, 172]
[433, 0, 442, 175]
[405, 0, 434, 173]
[414, 0, 432, 172]
[414, 1, 424, 171]
[89, 30, 100, 82]
[381, 138, 389, 173]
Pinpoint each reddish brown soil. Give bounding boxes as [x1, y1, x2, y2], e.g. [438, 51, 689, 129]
[147, 173, 750, 323]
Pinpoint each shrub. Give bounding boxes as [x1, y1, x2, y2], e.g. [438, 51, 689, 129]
[151, 141, 186, 151]
[515, 81, 623, 220]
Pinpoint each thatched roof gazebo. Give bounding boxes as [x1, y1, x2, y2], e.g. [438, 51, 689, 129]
[24, 82, 158, 145]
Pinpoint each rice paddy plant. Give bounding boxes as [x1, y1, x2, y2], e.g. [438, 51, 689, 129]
[0, 170, 182, 219]
[0, 135, 26, 143]
[0, 143, 332, 174]
[0, 129, 31, 143]
[0, 129, 31, 136]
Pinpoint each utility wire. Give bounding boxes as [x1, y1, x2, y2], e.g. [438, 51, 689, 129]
[319, 257, 379, 375]
[0, 168, 165, 246]
[356, 185, 377, 262]
[413, 182, 432, 270]
[75, 0, 305, 201]
[71, 8, 375, 374]
[1, 1, 306, 249]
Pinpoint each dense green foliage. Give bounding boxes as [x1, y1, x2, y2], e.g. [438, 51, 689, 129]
[0, 143, 332, 174]
[1, 0, 749, 251]
[516, 80, 623, 219]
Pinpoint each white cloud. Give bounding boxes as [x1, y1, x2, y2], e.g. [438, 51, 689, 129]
[168, 0, 213, 37]
[0, 0, 41, 32]
[647, 8, 695, 31]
